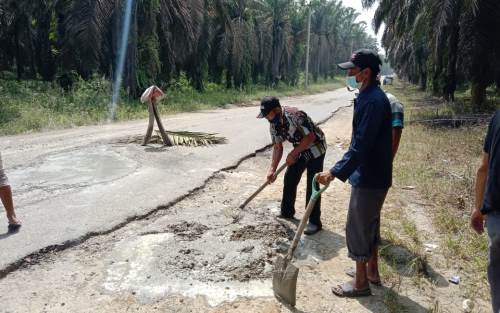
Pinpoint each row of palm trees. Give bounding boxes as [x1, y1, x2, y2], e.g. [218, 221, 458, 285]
[363, 0, 500, 109]
[0, 0, 377, 96]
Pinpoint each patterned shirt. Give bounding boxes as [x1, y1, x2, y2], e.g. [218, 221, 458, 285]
[270, 106, 326, 160]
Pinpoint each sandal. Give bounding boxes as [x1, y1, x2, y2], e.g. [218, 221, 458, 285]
[332, 281, 371, 298]
[7, 223, 21, 232]
[345, 268, 382, 286]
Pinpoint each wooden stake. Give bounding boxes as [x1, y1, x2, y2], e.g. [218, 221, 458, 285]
[142, 100, 155, 146]
[152, 102, 172, 146]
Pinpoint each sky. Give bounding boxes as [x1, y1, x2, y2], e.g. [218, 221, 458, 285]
[341, 0, 385, 53]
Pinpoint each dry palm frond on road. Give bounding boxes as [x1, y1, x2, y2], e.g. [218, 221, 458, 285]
[116, 130, 226, 147]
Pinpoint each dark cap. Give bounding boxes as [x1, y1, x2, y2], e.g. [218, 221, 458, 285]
[338, 49, 382, 74]
[257, 96, 281, 118]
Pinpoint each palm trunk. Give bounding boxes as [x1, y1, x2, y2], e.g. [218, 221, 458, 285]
[14, 28, 24, 80]
[187, 0, 209, 92]
[305, 7, 311, 86]
[25, 18, 37, 79]
[271, 20, 285, 86]
[419, 69, 427, 91]
[495, 69, 500, 95]
[443, 0, 462, 102]
[471, 81, 487, 111]
[36, 2, 56, 81]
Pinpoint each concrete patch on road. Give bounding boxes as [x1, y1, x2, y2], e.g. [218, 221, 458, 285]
[98, 162, 295, 306]
[103, 231, 274, 306]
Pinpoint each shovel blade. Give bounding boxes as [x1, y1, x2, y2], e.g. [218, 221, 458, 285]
[272, 255, 299, 306]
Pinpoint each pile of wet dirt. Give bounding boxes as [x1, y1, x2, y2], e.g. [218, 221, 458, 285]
[167, 221, 210, 240]
[230, 223, 291, 244]
[140, 222, 210, 240]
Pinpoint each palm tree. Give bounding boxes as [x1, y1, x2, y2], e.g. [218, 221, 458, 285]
[365, 0, 500, 109]
[1, 0, 38, 79]
[253, 0, 293, 86]
[61, 0, 202, 95]
[282, 2, 305, 85]
[211, 0, 258, 89]
[0, 0, 378, 95]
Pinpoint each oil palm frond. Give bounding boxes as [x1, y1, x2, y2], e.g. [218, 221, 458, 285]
[116, 131, 226, 147]
[161, 130, 227, 147]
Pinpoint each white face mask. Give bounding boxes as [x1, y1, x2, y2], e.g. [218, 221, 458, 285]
[346, 75, 362, 91]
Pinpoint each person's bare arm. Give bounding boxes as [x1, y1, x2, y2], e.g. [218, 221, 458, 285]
[287, 132, 316, 165]
[471, 153, 489, 234]
[392, 128, 403, 159]
[267, 143, 283, 183]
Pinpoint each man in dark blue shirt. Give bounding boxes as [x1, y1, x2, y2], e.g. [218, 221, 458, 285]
[471, 110, 500, 313]
[317, 49, 392, 297]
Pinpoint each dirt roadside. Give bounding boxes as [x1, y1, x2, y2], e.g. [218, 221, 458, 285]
[0, 107, 489, 313]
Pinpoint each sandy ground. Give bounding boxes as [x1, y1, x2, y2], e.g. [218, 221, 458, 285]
[0, 107, 491, 313]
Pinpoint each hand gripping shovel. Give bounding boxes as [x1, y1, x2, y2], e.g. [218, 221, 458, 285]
[272, 173, 329, 306]
[239, 163, 287, 209]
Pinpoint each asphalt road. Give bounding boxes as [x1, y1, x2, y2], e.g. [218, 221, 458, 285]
[0, 88, 353, 271]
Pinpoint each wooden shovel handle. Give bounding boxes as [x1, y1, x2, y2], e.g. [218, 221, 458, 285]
[283, 174, 329, 266]
[239, 163, 287, 209]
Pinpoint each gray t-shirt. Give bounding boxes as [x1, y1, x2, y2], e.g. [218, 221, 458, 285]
[386, 93, 404, 128]
[354, 92, 404, 128]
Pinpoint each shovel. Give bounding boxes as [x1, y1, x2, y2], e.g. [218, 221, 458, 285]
[239, 163, 287, 209]
[272, 173, 329, 306]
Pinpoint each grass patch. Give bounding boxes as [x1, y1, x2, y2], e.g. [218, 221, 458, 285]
[0, 75, 343, 136]
[384, 80, 494, 300]
[378, 202, 430, 311]
[380, 226, 427, 279]
[428, 300, 443, 313]
[383, 287, 408, 313]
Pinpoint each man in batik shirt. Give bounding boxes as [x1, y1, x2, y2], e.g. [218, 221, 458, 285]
[257, 96, 327, 235]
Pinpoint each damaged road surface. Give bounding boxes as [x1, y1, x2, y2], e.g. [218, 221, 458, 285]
[2, 105, 472, 313]
[0, 89, 353, 271]
[0, 146, 343, 312]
